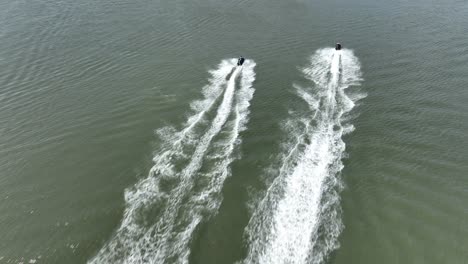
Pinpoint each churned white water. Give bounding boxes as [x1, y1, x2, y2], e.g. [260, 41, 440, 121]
[243, 48, 363, 264]
[89, 59, 256, 264]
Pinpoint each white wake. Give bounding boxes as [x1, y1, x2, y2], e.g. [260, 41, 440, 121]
[242, 48, 363, 264]
[90, 59, 256, 264]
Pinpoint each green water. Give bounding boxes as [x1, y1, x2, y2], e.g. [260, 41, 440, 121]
[1, 0, 467, 263]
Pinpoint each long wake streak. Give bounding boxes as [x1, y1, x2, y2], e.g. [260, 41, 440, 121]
[243, 48, 363, 264]
[90, 59, 256, 264]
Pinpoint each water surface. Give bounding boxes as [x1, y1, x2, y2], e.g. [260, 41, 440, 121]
[1, 0, 467, 263]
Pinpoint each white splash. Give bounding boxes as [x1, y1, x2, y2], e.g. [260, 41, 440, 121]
[243, 48, 363, 264]
[90, 59, 256, 264]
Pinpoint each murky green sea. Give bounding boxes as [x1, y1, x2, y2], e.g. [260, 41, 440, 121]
[1, 0, 467, 263]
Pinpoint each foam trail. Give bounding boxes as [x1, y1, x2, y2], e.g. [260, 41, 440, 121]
[194, 60, 256, 209]
[89, 59, 256, 264]
[243, 48, 363, 264]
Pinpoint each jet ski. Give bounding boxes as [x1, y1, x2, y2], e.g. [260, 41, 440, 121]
[237, 57, 245, 66]
[335, 43, 342, 50]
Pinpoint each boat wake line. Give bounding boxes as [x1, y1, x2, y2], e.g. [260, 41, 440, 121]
[89, 59, 256, 264]
[241, 48, 363, 264]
